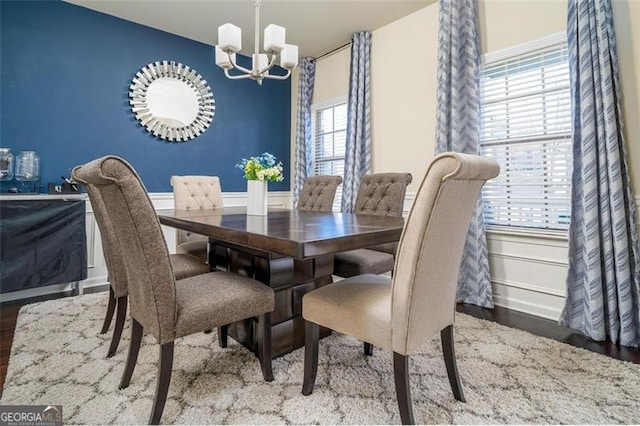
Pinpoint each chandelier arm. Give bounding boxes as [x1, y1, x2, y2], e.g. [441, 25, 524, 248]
[263, 69, 292, 80]
[224, 69, 254, 80]
[228, 54, 253, 75]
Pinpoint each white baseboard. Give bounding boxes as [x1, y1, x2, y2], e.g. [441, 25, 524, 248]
[493, 294, 563, 321]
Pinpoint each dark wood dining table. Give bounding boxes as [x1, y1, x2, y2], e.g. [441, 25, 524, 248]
[158, 207, 404, 358]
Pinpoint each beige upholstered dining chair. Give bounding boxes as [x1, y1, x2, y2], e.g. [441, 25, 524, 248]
[170, 175, 223, 262]
[297, 175, 343, 212]
[301, 153, 500, 424]
[73, 168, 211, 358]
[333, 172, 412, 280]
[74, 156, 275, 425]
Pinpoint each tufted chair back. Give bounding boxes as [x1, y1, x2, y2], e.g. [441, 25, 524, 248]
[170, 176, 223, 259]
[353, 172, 412, 254]
[297, 175, 343, 212]
[354, 173, 413, 217]
[171, 176, 223, 210]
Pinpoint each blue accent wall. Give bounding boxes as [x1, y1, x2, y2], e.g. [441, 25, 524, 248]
[0, 1, 291, 192]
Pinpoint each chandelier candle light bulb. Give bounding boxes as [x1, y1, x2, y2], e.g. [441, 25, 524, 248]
[215, 0, 298, 85]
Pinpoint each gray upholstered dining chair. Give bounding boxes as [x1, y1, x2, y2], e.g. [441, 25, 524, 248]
[297, 175, 343, 212]
[170, 175, 224, 262]
[333, 172, 412, 279]
[73, 156, 275, 425]
[301, 153, 500, 425]
[73, 168, 211, 358]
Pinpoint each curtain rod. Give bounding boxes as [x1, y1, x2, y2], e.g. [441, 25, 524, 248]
[315, 42, 351, 60]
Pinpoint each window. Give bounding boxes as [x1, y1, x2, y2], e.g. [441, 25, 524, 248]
[312, 97, 348, 211]
[480, 36, 572, 231]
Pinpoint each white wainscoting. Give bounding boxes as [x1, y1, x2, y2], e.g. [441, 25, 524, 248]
[486, 229, 568, 320]
[2, 191, 293, 303]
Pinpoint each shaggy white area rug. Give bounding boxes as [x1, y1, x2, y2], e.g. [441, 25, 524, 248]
[1, 293, 639, 424]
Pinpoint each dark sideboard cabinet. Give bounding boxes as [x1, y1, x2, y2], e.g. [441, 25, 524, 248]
[0, 195, 87, 294]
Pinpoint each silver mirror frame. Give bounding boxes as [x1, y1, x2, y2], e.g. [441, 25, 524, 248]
[129, 61, 215, 142]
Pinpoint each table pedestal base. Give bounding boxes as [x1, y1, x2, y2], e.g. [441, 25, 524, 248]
[210, 242, 333, 358]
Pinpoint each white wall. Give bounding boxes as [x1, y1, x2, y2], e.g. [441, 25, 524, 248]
[371, 5, 440, 184]
[290, 0, 640, 320]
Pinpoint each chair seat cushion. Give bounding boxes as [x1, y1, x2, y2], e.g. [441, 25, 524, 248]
[333, 249, 395, 277]
[176, 240, 208, 263]
[303, 274, 392, 351]
[369, 242, 397, 255]
[175, 272, 274, 339]
[169, 253, 210, 280]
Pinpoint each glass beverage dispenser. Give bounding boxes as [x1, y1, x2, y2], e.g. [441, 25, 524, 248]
[0, 148, 14, 181]
[15, 150, 40, 193]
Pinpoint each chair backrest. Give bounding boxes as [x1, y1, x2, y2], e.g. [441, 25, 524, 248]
[354, 173, 413, 217]
[391, 153, 499, 355]
[73, 156, 177, 344]
[72, 167, 128, 298]
[352, 172, 412, 254]
[297, 175, 343, 212]
[170, 175, 223, 245]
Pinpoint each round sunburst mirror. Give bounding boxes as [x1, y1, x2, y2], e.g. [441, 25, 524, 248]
[129, 61, 215, 142]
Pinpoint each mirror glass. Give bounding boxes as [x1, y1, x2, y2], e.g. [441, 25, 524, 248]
[129, 61, 215, 142]
[147, 78, 199, 127]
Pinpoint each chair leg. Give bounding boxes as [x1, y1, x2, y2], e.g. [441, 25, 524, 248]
[257, 314, 273, 381]
[100, 287, 116, 334]
[302, 321, 319, 396]
[363, 342, 373, 356]
[441, 325, 466, 402]
[119, 318, 143, 389]
[218, 325, 228, 348]
[107, 295, 128, 358]
[149, 342, 174, 425]
[393, 352, 415, 425]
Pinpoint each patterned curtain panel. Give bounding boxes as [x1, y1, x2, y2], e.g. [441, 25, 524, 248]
[560, 0, 640, 347]
[293, 57, 316, 207]
[341, 32, 372, 213]
[435, 0, 493, 308]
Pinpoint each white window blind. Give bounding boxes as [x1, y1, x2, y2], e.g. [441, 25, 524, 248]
[312, 100, 347, 211]
[480, 41, 572, 231]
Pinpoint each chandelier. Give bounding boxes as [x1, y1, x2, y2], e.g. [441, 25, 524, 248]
[215, 0, 299, 85]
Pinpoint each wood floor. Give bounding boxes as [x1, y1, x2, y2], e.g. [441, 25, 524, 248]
[1, 289, 639, 399]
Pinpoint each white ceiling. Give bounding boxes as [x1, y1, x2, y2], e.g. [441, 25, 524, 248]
[65, 0, 434, 58]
